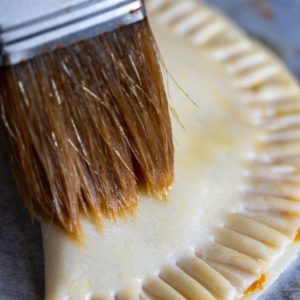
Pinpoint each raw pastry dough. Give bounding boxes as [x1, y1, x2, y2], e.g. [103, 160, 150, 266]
[43, 0, 300, 299]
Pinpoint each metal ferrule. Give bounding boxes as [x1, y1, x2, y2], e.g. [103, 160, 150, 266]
[0, 0, 145, 66]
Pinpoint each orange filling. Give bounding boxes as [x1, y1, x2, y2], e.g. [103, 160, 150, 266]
[294, 228, 300, 242]
[244, 274, 266, 296]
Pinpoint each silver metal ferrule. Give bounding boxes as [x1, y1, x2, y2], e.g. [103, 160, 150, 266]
[0, 0, 145, 66]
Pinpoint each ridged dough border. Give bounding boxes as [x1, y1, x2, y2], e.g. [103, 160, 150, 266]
[112, 0, 300, 299]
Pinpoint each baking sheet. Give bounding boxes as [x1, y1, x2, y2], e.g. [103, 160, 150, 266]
[0, 127, 44, 300]
[1, 1, 300, 299]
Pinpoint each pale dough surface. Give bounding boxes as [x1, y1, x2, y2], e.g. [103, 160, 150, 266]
[43, 22, 256, 299]
[43, 1, 300, 299]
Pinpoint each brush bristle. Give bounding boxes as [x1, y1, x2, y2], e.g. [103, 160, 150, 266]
[0, 18, 174, 239]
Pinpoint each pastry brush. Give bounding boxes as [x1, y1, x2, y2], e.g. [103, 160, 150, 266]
[0, 0, 174, 240]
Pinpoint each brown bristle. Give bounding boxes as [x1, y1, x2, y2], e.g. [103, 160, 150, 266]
[0, 18, 174, 239]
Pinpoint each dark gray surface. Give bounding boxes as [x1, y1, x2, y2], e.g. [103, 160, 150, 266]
[0, 126, 44, 300]
[1, 1, 300, 299]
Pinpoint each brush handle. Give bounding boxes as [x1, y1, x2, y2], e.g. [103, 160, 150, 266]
[0, 0, 145, 66]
